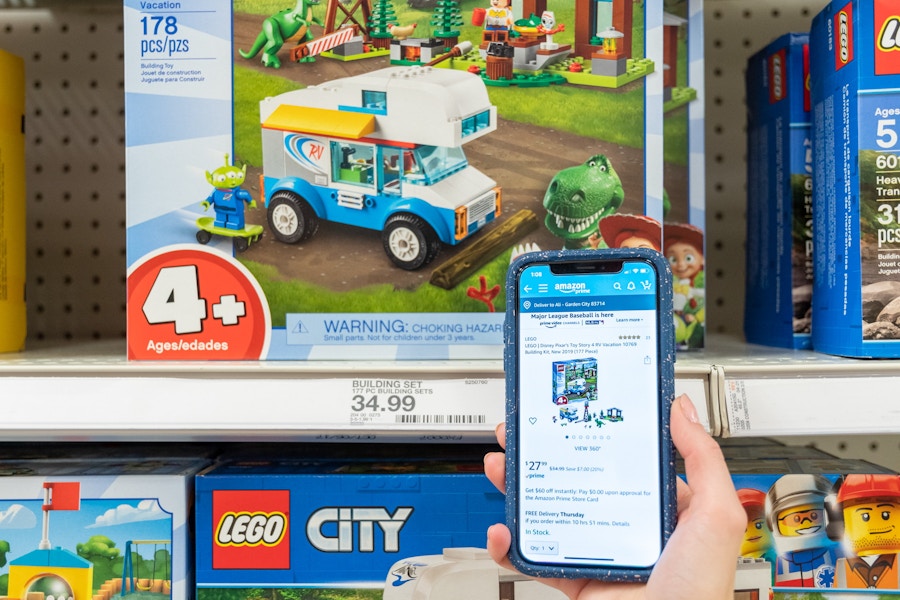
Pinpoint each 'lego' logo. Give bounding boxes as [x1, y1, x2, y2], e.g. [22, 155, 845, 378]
[768, 50, 786, 103]
[880, 17, 900, 50]
[875, 0, 900, 75]
[216, 511, 287, 546]
[212, 490, 290, 570]
[835, 3, 853, 70]
[306, 507, 413, 553]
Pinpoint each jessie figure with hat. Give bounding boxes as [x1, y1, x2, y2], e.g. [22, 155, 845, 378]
[591, 213, 662, 250]
[664, 222, 705, 348]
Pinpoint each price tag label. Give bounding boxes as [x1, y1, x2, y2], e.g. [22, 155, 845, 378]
[345, 377, 503, 429]
[127, 245, 271, 360]
[724, 379, 752, 434]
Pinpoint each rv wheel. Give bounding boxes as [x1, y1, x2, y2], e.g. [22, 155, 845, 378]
[383, 214, 441, 270]
[267, 191, 319, 244]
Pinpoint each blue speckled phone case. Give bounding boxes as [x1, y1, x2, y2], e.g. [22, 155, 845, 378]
[503, 247, 677, 582]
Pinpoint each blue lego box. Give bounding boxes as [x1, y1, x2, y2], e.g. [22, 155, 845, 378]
[0, 457, 208, 600]
[695, 457, 900, 596]
[810, 0, 900, 357]
[122, 1, 684, 360]
[745, 33, 813, 350]
[550, 357, 598, 423]
[194, 458, 505, 594]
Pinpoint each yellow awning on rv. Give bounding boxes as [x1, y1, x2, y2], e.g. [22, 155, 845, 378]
[262, 105, 376, 139]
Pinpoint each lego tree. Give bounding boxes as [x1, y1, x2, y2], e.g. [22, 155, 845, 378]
[368, 0, 397, 49]
[429, 0, 464, 49]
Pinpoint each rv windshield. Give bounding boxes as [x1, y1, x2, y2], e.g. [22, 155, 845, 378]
[410, 145, 467, 184]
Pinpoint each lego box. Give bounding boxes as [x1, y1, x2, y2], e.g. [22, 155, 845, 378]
[703, 457, 900, 595]
[663, 0, 706, 350]
[0, 457, 208, 600]
[194, 458, 511, 595]
[810, 0, 900, 357]
[745, 33, 813, 350]
[122, 0, 704, 360]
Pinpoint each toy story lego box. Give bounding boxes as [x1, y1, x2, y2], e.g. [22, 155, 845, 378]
[124, 0, 705, 360]
[0, 457, 208, 600]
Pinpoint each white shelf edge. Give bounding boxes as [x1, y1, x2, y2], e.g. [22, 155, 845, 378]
[706, 337, 900, 437]
[0, 340, 714, 441]
[12, 336, 896, 440]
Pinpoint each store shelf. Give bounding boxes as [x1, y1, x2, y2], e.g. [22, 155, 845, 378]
[0, 341, 713, 440]
[12, 335, 900, 441]
[709, 336, 900, 437]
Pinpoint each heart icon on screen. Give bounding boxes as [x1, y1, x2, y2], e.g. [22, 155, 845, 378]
[528, 417, 537, 424]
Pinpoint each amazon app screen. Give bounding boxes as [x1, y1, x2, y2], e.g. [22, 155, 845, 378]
[516, 260, 662, 568]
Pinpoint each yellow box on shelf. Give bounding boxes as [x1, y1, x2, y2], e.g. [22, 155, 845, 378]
[0, 47, 26, 352]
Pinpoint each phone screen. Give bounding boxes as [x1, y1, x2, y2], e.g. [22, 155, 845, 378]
[514, 258, 664, 569]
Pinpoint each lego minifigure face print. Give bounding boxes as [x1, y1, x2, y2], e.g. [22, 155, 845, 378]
[776, 503, 825, 537]
[843, 500, 900, 555]
[741, 517, 774, 557]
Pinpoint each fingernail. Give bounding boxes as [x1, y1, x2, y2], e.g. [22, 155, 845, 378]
[678, 394, 700, 424]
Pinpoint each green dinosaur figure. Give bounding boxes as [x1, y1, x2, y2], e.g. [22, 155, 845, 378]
[239, 0, 322, 69]
[542, 154, 625, 249]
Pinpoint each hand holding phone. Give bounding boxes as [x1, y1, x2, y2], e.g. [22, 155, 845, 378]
[485, 394, 747, 599]
[504, 248, 677, 582]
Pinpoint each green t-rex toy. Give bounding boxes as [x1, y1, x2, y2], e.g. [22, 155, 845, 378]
[239, 0, 322, 68]
[542, 154, 625, 249]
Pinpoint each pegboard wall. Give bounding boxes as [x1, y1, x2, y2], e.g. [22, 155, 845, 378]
[4, 0, 900, 469]
[1, 2, 125, 341]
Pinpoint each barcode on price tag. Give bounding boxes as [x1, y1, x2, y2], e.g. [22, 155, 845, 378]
[395, 414, 488, 424]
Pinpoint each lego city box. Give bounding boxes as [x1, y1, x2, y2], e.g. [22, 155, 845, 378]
[810, 0, 900, 357]
[122, 0, 702, 360]
[745, 33, 813, 350]
[0, 457, 209, 600]
[704, 457, 900, 594]
[194, 458, 506, 595]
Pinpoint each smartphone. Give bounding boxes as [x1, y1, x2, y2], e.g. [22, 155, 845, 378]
[504, 248, 677, 581]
